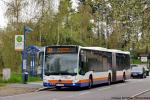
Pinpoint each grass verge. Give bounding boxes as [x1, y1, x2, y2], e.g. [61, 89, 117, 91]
[0, 73, 42, 84]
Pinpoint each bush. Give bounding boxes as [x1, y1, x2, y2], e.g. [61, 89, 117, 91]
[131, 59, 141, 64]
[0, 73, 22, 83]
[28, 76, 41, 82]
[0, 73, 41, 83]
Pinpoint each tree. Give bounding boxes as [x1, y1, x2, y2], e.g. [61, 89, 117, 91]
[4, 0, 28, 34]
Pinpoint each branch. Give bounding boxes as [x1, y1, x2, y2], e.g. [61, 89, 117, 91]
[1, 0, 14, 7]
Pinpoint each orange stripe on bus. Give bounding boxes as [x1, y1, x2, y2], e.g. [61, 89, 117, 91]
[60, 80, 73, 83]
[79, 79, 89, 83]
[94, 77, 108, 81]
[48, 80, 73, 83]
[48, 77, 109, 84]
[79, 77, 108, 83]
[48, 80, 58, 83]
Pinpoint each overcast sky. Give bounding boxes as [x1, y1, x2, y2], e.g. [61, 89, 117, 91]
[0, 0, 7, 28]
[0, 0, 78, 28]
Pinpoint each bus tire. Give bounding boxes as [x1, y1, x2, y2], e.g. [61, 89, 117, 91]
[88, 76, 93, 88]
[56, 87, 61, 90]
[123, 72, 126, 82]
[108, 74, 111, 85]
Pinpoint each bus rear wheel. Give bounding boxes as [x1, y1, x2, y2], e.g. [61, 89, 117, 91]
[108, 74, 111, 85]
[123, 73, 126, 82]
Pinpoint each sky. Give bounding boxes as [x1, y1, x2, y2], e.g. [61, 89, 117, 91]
[0, 0, 7, 28]
[0, 0, 78, 28]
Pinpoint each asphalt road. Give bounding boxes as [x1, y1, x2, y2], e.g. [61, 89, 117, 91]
[1, 76, 150, 100]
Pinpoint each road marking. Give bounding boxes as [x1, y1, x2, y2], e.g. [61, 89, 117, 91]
[78, 91, 90, 96]
[128, 88, 150, 100]
[97, 87, 111, 91]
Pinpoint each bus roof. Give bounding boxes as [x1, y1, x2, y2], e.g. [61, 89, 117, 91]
[81, 47, 130, 55]
[44, 45, 130, 55]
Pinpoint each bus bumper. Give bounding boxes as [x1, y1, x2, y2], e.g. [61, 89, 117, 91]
[43, 82, 87, 87]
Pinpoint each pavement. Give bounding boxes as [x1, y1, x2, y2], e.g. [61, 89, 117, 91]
[0, 82, 44, 97]
[8, 82, 44, 89]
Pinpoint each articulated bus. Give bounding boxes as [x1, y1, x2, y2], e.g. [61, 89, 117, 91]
[43, 45, 130, 89]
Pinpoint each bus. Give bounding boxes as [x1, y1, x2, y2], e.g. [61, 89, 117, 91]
[42, 45, 130, 89]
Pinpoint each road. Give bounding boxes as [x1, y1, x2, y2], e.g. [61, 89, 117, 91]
[1, 76, 150, 100]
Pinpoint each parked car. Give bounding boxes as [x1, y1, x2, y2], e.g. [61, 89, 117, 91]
[130, 64, 138, 68]
[131, 67, 146, 78]
[143, 66, 149, 76]
[138, 64, 149, 76]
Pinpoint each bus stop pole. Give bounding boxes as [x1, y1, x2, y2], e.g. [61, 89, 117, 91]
[22, 26, 27, 84]
[22, 26, 33, 83]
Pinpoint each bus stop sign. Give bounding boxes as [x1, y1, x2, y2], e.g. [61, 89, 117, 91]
[15, 35, 24, 51]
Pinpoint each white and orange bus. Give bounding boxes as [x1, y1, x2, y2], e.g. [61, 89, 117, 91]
[42, 45, 130, 89]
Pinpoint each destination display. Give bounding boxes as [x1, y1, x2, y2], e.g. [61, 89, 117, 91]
[46, 46, 78, 54]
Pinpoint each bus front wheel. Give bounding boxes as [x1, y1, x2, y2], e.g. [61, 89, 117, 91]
[88, 76, 93, 88]
[56, 87, 61, 90]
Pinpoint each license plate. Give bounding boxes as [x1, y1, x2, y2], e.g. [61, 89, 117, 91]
[56, 84, 64, 86]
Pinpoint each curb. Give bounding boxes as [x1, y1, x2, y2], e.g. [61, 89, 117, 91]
[36, 87, 55, 92]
